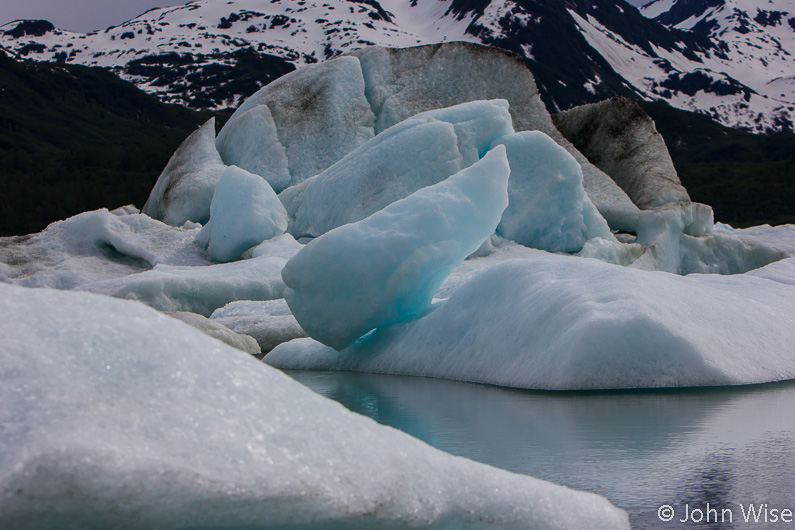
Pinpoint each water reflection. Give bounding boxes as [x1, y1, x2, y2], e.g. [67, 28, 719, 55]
[287, 371, 795, 530]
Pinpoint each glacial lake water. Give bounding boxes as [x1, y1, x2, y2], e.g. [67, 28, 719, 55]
[287, 370, 795, 529]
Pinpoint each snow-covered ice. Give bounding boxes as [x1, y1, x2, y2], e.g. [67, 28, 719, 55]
[197, 165, 288, 262]
[282, 146, 511, 350]
[0, 209, 208, 289]
[80, 252, 292, 317]
[0, 282, 630, 529]
[268, 253, 795, 390]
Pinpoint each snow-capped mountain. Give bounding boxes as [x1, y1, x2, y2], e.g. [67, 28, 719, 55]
[640, 0, 795, 104]
[1, 0, 793, 132]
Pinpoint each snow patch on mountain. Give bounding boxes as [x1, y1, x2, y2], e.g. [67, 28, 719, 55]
[570, 6, 794, 132]
[1, 0, 793, 132]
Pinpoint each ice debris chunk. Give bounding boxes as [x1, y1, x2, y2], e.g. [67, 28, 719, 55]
[282, 146, 511, 350]
[493, 131, 612, 253]
[164, 310, 261, 355]
[142, 118, 226, 226]
[210, 299, 307, 353]
[0, 283, 630, 529]
[214, 104, 291, 192]
[196, 165, 288, 263]
[291, 99, 514, 237]
[219, 56, 375, 188]
[269, 254, 795, 389]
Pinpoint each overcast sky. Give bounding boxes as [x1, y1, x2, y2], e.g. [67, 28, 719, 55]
[2, 0, 179, 32]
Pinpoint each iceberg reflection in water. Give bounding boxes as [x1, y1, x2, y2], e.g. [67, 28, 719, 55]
[288, 370, 795, 529]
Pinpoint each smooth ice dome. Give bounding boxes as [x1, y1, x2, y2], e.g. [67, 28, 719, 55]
[291, 100, 514, 237]
[197, 165, 288, 262]
[282, 146, 511, 350]
[143, 118, 226, 226]
[0, 283, 630, 529]
[268, 254, 795, 390]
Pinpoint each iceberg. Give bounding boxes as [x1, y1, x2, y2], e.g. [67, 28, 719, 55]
[219, 56, 375, 188]
[290, 99, 514, 237]
[268, 254, 795, 390]
[2, 41, 794, 397]
[282, 147, 511, 350]
[214, 104, 291, 192]
[493, 131, 612, 253]
[142, 118, 226, 226]
[0, 283, 630, 529]
[553, 97, 691, 209]
[350, 43, 641, 231]
[197, 165, 288, 263]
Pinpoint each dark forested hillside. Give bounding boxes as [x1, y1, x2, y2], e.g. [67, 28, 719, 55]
[1, 50, 792, 237]
[0, 53, 215, 236]
[641, 101, 795, 227]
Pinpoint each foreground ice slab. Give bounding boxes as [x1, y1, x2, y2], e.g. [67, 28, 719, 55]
[268, 254, 795, 390]
[0, 283, 630, 529]
[283, 147, 511, 350]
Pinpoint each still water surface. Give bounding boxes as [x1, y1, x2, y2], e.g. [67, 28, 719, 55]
[287, 371, 795, 529]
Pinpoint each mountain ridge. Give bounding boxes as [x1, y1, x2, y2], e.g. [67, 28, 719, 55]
[1, 0, 793, 133]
